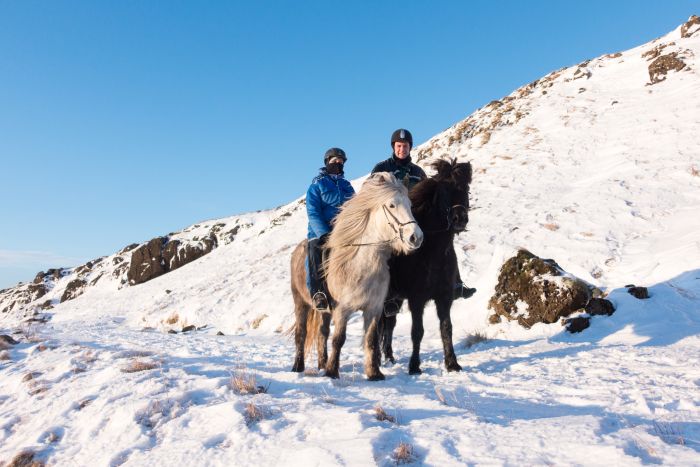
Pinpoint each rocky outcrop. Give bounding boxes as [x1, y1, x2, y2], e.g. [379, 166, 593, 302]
[681, 15, 700, 38]
[127, 235, 217, 286]
[127, 237, 169, 285]
[488, 249, 591, 328]
[0, 283, 48, 314]
[648, 53, 687, 84]
[61, 279, 87, 303]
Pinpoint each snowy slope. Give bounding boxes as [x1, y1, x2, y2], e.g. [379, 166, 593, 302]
[1, 17, 700, 466]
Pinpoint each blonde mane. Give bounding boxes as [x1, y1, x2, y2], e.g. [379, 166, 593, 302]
[323, 173, 408, 282]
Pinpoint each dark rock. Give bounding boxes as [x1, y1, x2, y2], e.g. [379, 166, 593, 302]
[127, 237, 168, 285]
[564, 316, 591, 333]
[113, 256, 124, 265]
[47, 269, 64, 280]
[40, 300, 54, 310]
[216, 331, 225, 336]
[0, 334, 19, 345]
[119, 243, 139, 255]
[61, 279, 87, 303]
[128, 235, 217, 286]
[33, 271, 45, 284]
[165, 289, 172, 294]
[628, 286, 649, 299]
[167, 329, 178, 334]
[182, 325, 196, 333]
[585, 298, 615, 316]
[488, 249, 591, 328]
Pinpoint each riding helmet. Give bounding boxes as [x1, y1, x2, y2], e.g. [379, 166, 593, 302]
[324, 147, 347, 164]
[390, 128, 413, 149]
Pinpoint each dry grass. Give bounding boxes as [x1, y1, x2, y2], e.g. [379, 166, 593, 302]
[580, 232, 594, 237]
[374, 406, 396, 424]
[251, 314, 268, 329]
[542, 223, 560, 231]
[121, 359, 159, 373]
[392, 442, 415, 464]
[690, 165, 699, 177]
[6, 450, 45, 467]
[165, 313, 180, 325]
[463, 332, 489, 349]
[653, 421, 685, 445]
[230, 368, 268, 395]
[244, 401, 263, 425]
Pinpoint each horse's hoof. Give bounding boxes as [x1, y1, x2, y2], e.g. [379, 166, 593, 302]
[367, 372, 385, 381]
[446, 362, 462, 372]
[385, 356, 396, 365]
[408, 367, 422, 375]
[324, 369, 340, 379]
[291, 363, 304, 373]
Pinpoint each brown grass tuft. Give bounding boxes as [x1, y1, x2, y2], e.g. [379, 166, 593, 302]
[0, 340, 11, 351]
[251, 314, 268, 329]
[463, 332, 489, 349]
[165, 313, 180, 325]
[121, 359, 159, 373]
[374, 406, 396, 423]
[543, 223, 560, 231]
[244, 401, 263, 425]
[7, 450, 45, 467]
[230, 368, 268, 395]
[392, 442, 415, 464]
[690, 165, 699, 177]
[0, 350, 10, 361]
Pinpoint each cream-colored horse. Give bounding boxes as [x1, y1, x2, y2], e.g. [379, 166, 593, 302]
[290, 172, 423, 380]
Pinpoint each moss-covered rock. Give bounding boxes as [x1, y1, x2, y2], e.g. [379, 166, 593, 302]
[488, 249, 591, 328]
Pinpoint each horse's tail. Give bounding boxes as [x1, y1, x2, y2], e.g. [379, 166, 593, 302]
[304, 307, 321, 356]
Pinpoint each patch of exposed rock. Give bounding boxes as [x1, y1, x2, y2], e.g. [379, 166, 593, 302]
[61, 279, 87, 303]
[648, 52, 687, 84]
[681, 15, 700, 38]
[127, 235, 217, 285]
[488, 249, 592, 328]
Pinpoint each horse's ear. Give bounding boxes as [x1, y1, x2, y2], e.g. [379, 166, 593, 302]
[431, 159, 452, 180]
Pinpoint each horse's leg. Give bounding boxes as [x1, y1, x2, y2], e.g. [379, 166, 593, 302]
[364, 311, 385, 381]
[435, 295, 462, 372]
[325, 312, 348, 379]
[381, 314, 397, 364]
[292, 301, 309, 373]
[408, 298, 427, 375]
[317, 312, 331, 369]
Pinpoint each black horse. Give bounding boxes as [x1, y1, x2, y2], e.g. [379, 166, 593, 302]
[379, 158, 472, 374]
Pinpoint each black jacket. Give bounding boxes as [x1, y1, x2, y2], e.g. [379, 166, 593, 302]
[371, 155, 427, 190]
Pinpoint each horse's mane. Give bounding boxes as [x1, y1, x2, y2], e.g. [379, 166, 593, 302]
[324, 173, 407, 278]
[410, 158, 473, 218]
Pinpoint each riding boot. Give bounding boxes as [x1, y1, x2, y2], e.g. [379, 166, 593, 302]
[453, 282, 477, 300]
[308, 237, 330, 312]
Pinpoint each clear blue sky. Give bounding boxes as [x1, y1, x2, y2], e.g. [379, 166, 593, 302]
[0, 1, 696, 288]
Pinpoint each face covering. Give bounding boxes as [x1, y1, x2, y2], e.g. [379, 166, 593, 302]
[326, 162, 344, 175]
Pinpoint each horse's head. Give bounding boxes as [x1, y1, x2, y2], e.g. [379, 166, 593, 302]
[363, 172, 423, 253]
[416, 159, 472, 233]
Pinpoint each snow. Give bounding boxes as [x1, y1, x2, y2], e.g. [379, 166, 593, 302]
[1, 21, 700, 466]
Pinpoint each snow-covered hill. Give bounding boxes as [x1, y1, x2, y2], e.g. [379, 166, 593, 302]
[1, 16, 699, 466]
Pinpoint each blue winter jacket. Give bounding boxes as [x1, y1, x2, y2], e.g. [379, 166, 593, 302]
[306, 168, 355, 239]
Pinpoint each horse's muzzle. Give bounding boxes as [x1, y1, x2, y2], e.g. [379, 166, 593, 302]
[404, 225, 423, 250]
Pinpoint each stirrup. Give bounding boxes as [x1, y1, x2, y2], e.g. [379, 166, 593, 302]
[312, 292, 330, 313]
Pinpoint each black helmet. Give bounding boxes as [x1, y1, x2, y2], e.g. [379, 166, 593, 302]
[324, 147, 347, 164]
[390, 128, 413, 149]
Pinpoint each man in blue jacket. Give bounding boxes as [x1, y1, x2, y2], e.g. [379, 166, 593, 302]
[372, 129, 476, 316]
[306, 147, 355, 311]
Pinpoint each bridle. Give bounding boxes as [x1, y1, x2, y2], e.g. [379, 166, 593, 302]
[340, 202, 417, 247]
[421, 203, 469, 234]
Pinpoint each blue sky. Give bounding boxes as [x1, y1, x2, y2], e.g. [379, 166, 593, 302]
[0, 1, 696, 288]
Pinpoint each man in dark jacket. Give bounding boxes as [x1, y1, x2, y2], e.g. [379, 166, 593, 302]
[372, 129, 475, 315]
[306, 147, 355, 311]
